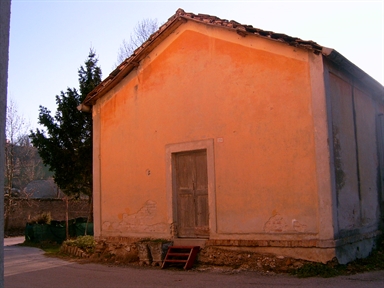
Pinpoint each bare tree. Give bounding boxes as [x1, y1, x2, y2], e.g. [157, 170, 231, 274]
[4, 100, 50, 229]
[4, 99, 48, 195]
[13, 136, 46, 192]
[4, 99, 30, 196]
[4, 99, 30, 231]
[116, 18, 159, 65]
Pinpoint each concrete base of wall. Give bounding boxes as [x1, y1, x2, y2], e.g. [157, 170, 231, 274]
[216, 246, 336, 264]
[336, 235, 378, 264]
[173, 238, 207, 248]
[205, 230, 381, 264]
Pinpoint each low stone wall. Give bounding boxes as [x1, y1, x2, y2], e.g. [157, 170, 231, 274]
[4, 197, 91, 236]
[61, 244, 91, 258]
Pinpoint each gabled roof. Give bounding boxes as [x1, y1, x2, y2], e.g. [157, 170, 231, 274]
[23, 179, 64, 199]
[82, 8, 383, 107]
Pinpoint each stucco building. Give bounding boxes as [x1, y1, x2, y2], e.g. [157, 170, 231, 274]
[81, 9, 384, 264]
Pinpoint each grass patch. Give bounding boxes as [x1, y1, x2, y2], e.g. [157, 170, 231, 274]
[291, 236, 384, 278]
[292, 262, 346, 278]
[20, 236, 96, 257]
[19, 240, 61, 256]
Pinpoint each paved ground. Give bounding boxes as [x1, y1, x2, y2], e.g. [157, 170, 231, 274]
[4, 237, 384, 288]
[4, 236, 25, 246]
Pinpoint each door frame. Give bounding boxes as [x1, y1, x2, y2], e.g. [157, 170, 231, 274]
[166, 139, 216, 238]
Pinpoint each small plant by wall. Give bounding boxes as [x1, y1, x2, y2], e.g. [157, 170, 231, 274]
[63, 235, 96, 255]
[28, 212, 52, 224]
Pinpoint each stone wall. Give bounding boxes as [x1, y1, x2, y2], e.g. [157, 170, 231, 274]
[4, 197, 91, 236]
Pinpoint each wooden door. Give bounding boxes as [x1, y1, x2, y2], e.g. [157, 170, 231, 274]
[175, 150, 209, 238]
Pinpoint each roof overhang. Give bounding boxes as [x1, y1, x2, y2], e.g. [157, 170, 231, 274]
[322, 47, 384, 99]
[83, 8, 383, 107]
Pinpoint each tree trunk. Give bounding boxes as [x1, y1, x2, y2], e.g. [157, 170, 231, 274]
[65, 197, 69, 240]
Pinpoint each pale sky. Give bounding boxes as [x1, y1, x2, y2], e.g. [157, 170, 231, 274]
[7, 0, 384, 130]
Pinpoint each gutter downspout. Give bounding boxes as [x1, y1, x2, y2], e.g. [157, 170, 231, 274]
[77, 104, 92, 113]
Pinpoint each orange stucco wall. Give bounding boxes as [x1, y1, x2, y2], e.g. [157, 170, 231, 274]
[94, 21, 321, 239]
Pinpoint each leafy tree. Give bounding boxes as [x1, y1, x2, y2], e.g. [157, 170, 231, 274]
[116, 18, 159, 64]
[30, 50, 102, 199]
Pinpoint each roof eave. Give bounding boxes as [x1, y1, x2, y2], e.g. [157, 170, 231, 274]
[322, 47, 384, 98]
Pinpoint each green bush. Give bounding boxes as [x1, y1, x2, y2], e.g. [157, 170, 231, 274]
[63, 235, 96, 254]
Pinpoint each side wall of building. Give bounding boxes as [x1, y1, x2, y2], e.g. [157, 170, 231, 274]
[324, 60, 383, 263]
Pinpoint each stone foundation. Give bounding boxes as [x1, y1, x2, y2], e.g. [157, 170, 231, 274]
[86, 232, 381, 269]
[198, 246, 308, 272]
[205, 230, 381, 264]
[90, 237, 141, 264]
[86, 237, 311, 272]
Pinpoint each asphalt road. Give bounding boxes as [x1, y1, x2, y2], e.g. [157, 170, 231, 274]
[4, 237, 384, 288]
